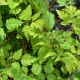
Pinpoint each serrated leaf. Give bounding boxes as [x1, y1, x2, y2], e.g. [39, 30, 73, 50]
[26, 76, 36, 80]
[57, 0, 66, 6]
[56, 10, 68, 20]
[21, 54, 38, 66]
[38, 47, 49, 64]
[0, 47, 9, 57]
[7, 0, 19, 9]
[31, 63, 42, 75]
[44, 60, 54, 73]
[44, 52, 56, 58]
[0, 0, 7, 5]
[19, 5, 32, 20]
[71, 46, 76, 53]
[27, 0, 39, 12]
[10, 7, 21, 14]
[42, 11, 55, 31]
[77, 44, 80, 54]
[32, 12, 41, 21]
[22, 66, 28, 74]
[13, 49, 22, 60]
[12, 62, 20, 68]
[38, 73, 45, 80]
[74, 10, 80, 16]
[47, 74, 57, 80]
[6, 18, 22, 32]
[0, 28, 6, 40]
[2, 75, 8, 80]
[5, 44, 12, 50]
[31, 19, 45, 30]
[60, 42, 71, 49]
[61, 52, 79, 73]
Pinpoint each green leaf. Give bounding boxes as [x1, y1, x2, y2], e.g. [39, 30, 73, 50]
[2, 75, 8, 80]
[77, 44, 80, 54]
[38, 47, 49, 64]
[7, 0, 19, 9]
[31, 19, 45, 30]
[22, 66, 28, 74]
[47, 74, 57, 80]
[6, 18, 22, 32]
[0, 47, 9, 57]
[44, 59, 54, 73]
[5, 44, 12, 50]
[0, 28, 6, 40]
[31, 63, 42, 75]
[74, 10, 80, 16]
[57, 0, 66, 6]
[0, 0, 7, 5]
[44, 52, 56, 58]
[26, 76, 36, 80]
[11, 62, 20, 68]
[56, 10, 68, 20]
[60, 42, 71, 49]
[0, 55, 6, 66]
[71, 46, 76, 53]
[37, 73, 45, 80]
[6, 68, 23, 79]
[27, 0, 39, 12]
[13, 49, 22, 60]
[10, 6, 21, 14]
[32, 12, 41, 21]
[21, 54, 38, 66]
[0, 14, 3, 27]
[42, 11, 55, 31]
[61, 52, 79, 73]
[19, 5, 32, 20]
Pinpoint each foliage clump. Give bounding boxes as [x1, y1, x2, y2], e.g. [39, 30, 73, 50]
[0, 0, 80, 80]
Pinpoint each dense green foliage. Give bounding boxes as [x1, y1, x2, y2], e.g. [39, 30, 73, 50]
[0, 0, 80, 80]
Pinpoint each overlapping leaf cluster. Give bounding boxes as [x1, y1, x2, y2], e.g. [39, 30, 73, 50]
[0, 0, 80, 80]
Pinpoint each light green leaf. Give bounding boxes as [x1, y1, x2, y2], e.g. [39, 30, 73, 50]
[19, 5, 32, 20]
[31, 19, 45, 30]
[21, 54, 38, 66]
[0, 28, 6, 40]
[57, 0, 66, 6]
[0, 55, 6, 66]
[47, 74, 57, 80]
[7, 0, 19, 9]
[22, 66, 28, 74]
[38, 47, 50, 64]
[31, 63, 42, 75]
[10, 7, 21, 14]
[13, 49, 22, 60]
[32, 12, 41, 21]
[2, 75, 8, 80]
[5, 44, 12, 50]
[26, 76, 36, 80]
[6, 18, 22, 32]
[38, 73, 45, 80]
[44, 52, 56, 58]
[56, 10, 68, 20]
[44, 59, 54, 73]
[71, 46, 76, 53]
[77, 44, 80, 54]
[74, 10, 80, 16]
[0, 0, 8, 5]
[60, 42, 71, 49]
[42, 11, 55, 31]
[11, 62, 20, 68]
[0, 47, 9, 57]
